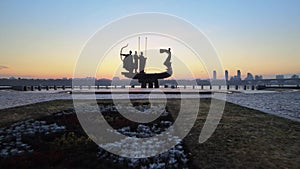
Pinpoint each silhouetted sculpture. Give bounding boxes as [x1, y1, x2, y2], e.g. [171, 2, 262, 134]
[162, 48, 171, 68]
[133, 51, 139, 73]
[120, 43, 172, 88]
[120, 50, 134, 73]
[139, 52, 147, 73]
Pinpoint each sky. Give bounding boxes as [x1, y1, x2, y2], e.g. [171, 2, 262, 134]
[0, 0, 299, 79]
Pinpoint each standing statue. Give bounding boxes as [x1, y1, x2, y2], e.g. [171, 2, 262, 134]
[133, 51, 139, 73]
[120, 44, 134, 73]
[162, 48, 171, 69]
[139, 52, 147, 73]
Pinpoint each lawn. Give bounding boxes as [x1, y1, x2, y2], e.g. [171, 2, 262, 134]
[0, 98, 299, 169]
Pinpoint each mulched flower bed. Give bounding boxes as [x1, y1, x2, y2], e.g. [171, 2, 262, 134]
[0, 102, 191, 169]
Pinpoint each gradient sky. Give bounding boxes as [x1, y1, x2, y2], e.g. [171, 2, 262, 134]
[0, 0, 299, 79]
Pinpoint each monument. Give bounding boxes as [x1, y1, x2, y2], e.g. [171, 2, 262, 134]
[120, 38, 172, 88]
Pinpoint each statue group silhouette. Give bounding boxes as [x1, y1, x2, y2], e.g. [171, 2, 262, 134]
[120, 48, 172, 75]
[121, 51, 147, 74]
[119, 38, 173, 88]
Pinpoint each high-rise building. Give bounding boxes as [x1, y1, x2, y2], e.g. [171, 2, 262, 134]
[213, 70, 217, 80]
[237, 70, 241, 80]
[225, 70, 229, 81]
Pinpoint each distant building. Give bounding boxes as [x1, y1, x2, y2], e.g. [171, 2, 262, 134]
[225, 70, 229, 81]
[276, 75, 284, 79]
[213, 70, 217, 80]
[112, 76, 120, 81]
[245, 73, 254, 80]
[255, 75, 263, 80]
[230, 75, 241, 82]
[237, 70, 241, 81]
[291, 74, 299, 79]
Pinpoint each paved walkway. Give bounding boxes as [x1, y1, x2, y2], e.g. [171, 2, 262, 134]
[0, 89, 299, 122]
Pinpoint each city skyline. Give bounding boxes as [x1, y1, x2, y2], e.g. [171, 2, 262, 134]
[2, 69, 299, 81]
[1, 1, 300, 79]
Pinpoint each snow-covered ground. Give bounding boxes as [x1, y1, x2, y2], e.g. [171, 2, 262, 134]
[0, 90, 71, 109]
[0, 89, 299, 121]
[0, 90, 213, 109]
[219, 90, 300, 122]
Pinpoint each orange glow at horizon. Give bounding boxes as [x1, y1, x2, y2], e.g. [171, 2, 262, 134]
[1, 34, 299, 79]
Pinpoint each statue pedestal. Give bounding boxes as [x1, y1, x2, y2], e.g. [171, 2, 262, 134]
[121, 72, 171, 88]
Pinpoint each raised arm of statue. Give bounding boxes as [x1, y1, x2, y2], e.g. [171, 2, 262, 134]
[120, 44, 129, 61]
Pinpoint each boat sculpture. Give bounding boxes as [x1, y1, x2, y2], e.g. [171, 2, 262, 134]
[120, 44, 172, 88]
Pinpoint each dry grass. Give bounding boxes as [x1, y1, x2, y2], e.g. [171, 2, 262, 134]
[0, 98, 299, 168]
[182, 98, 300, 169]
[0, 100, 74, 127]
